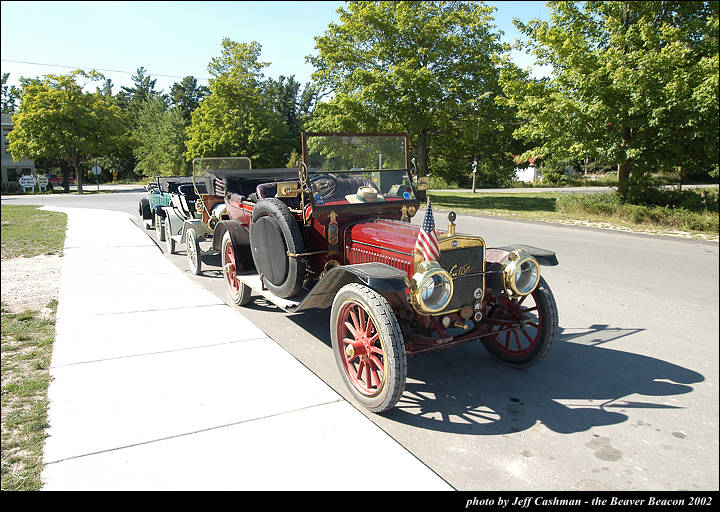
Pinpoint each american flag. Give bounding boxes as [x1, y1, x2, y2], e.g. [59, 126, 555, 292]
[415, 200, 440, 261]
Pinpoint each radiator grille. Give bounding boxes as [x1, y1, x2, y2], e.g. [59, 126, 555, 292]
[347, 246, 414, 277]
[438, 245, 485, 312]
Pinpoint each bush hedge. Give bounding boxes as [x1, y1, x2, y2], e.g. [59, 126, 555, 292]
[556, 188, 719, 233]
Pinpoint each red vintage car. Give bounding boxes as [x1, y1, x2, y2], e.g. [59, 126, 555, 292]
[209, 133, 559, 413]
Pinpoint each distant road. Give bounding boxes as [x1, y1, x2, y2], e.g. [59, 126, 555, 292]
[432, 184, 718, 194]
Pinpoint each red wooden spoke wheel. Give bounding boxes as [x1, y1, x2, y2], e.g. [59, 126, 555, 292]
[222, 231, 252, 306]
[330, 283, 407, 413]
[337, 300, 386, 396]
[482, 276, 559, 367]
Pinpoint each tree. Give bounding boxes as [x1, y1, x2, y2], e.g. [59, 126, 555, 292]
[117, 67, 165, 111]
[134, 98, 189, 177]
[500, 1, 719, 200]
[185, 39, 291, 167]
[1, 73, 21, 114]
[7, 70, 125, 193]
[306, 1, 512, 180]
[169, 76, 209, 122]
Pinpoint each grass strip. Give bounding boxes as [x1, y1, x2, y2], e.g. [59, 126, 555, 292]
[1, 205, 68, 260]
[429, 188, 719, 236]
[0, 301, 57, 490]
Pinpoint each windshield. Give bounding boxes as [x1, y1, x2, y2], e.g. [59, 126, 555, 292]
[303, 134, 415, 206]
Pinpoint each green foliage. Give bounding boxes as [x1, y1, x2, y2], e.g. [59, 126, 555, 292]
[307, 1, 518, 184]
[185, 39, 292, 167]
[501, 1, 719, 200]
[556, 188, 719, 232]
[134, 98, 190, 177]
[169, 76, 209, 122]
[1, 73, 21, 114]
[6, 70, 126, 193]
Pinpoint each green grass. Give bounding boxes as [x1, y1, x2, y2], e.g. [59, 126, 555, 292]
[1, 205, 67, 490]
[429, 188, 720, 236]
[0, 301, 57, 490]
[1, 205, 68, 260]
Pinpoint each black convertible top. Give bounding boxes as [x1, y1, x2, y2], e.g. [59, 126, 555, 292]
[208, 168, 300, 196]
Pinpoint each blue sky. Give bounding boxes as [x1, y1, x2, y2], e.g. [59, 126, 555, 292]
[1, 1, 549, 94]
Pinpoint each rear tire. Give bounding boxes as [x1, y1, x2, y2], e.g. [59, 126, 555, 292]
[165, 217, 176, 254]
[155, 213, 165, 242]
[222, 231, 252, 306]
[187, 228, 202, 275]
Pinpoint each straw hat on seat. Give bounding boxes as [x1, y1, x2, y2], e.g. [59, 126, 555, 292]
[345, 186, 385, 204]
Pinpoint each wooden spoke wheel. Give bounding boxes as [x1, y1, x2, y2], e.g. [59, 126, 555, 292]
[482, 276, 558, 367]
[331, 283, 406, 413]
[222, 231, 252, 306]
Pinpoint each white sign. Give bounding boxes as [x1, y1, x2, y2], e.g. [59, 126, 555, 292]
[92, 165, 102, 175]
[37, 174, 49, 192]
[19, 175, 36, 193]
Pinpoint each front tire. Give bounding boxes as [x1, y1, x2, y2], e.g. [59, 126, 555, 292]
[330, 283, 407, 413]
[482, 276, 558, 367]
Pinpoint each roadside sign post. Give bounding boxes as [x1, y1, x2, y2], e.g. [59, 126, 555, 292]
[37, 174, 49, 192]
[472, 159, 477, 194]
[92, 165, 102, 191]
[19, 175, 36, 193]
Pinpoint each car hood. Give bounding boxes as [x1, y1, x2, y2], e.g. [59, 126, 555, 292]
[345, 219, 422, 256]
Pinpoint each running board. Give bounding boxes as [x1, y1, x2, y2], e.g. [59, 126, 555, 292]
[236, 273, 307, 312]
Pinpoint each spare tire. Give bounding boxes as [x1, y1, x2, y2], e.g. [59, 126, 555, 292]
[249, 198, 306, 298]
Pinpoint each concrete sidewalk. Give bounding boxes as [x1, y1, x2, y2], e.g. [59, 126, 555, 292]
[39, 207, 452, 490]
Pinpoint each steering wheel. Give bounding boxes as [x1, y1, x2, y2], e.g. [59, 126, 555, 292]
[309, 174, 338, 199]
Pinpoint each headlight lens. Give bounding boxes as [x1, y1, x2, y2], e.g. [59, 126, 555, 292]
[410, 261, 454, 313]
[503, 251, 540, 296]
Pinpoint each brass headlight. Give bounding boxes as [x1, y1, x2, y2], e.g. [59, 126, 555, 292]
[503, 251, 540, 296]
[409, 261, 454, 314]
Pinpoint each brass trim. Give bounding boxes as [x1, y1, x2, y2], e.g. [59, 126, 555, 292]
[287, 249, 329, 258]
[408, 261, 454, 314]
[502, 250, 541, 296]
[276, 182, 299, 198]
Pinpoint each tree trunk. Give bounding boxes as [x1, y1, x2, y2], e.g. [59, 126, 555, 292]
[677, 164, 684, 191]
[75, 162, 84, 194]
[417, 128, 429, 177]
[61, 161, 70, 193]
[617, 126, 631, 201]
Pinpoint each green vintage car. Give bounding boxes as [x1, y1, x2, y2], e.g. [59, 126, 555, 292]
[138, 176, 193, 240]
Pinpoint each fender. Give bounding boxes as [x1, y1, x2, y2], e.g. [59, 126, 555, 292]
[213, 219, 254, 273]
[494, 244, 558, 266]
[291, 262, 409, 312]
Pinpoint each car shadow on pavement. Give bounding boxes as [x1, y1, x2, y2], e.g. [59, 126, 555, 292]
[379, 325, 704, 435]
[236, 294, 704, 437]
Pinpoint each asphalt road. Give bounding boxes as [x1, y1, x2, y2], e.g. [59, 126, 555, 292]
[3, 190, 718, 491]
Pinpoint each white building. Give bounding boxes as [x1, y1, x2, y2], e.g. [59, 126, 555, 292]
[1, 113, 35, 189]
[514, 164, 537, 183]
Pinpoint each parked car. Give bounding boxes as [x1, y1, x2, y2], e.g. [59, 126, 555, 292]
[45, 174, 75, 189]
[138, 176, 192, 238]
[213, 133, 560, 413]
[156, 158, 250, 274]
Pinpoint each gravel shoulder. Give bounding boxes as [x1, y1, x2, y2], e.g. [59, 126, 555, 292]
[1, 254, 63, 316]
